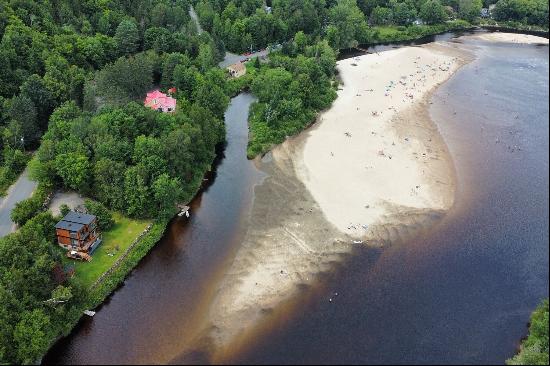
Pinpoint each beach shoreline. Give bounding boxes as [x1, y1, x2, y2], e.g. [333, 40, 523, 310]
[181, 41, 474, 364]
[172, 32, 542, 364]
[467, 32, 549, 44]
[293, 42, 473, 239]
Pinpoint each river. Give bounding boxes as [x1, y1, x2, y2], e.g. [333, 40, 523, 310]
[44, 35, 548, 364]
[44, 93, 264, 364]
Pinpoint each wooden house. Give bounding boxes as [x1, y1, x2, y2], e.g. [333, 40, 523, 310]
[56, 211, 102, 259]
[227, 62, 246, 78]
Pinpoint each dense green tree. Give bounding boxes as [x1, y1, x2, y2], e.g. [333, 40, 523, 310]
[96, 53, 154, 103]
[0, 210, 67, 365]
[420, 0, 449, 23]
[43, 54, 87, 104]
[328, 0, 370, 49]
[13, 309, 51, 364]
[152, 173, 183, 218]
[251, 67, 293, 103]
[59, 204, 71, 217]
[144, 27, 173, 53]
[124, 165, 152, 217]
[196, 43, 216, 72]
[357, 0, 390, 16]
[93, 158, 127, 210]
[193, 80, 229, 118]
[10, 194, 44, 226]
[7, 95, 39, 145]
[20, 75, 55, 131]
[458, 0, 483, 21]
[114, 19, 140, 56]
[371, 6, 394, 24]
[161, 53, 190, 88]
[507, 300, 549, 365]
[493, 0, 549, 26]
[54, 152, 90, 191]
[84, 199, 114, 230]
[392, 2, 418, 24]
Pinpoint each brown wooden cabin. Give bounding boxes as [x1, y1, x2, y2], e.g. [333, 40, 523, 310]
[55, 211, 102, 257]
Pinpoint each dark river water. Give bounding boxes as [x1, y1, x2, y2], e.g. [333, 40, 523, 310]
[233, 38, 549, 365]
[44, 93, 264, 364]
[45, 36, 548, 365]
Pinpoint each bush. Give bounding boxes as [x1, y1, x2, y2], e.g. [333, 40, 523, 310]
[84, 199, 114, 231]
[10, 184, 52, 226]
[507, 299, 549, 365]
[493, 0, 549, 27]
[59, 204, 71, 217]
[0, 148, 30, 196]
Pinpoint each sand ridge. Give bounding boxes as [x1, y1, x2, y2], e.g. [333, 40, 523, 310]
[295, 43, 468, 237]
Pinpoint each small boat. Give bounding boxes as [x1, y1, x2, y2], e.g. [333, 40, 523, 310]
[352, 240, 363, 244]
[178, 205, 190, 217]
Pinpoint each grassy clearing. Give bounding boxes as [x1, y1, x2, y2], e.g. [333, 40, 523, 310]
[66, 212, 150, 288]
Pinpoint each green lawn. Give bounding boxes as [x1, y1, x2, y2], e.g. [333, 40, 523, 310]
[67, 212, 150, 288]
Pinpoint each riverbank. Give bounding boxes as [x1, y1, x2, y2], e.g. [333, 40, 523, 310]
[367, 20, 473, 45]
[465, 32, 549, 44]
[193, 31, 549, 363]
[181, 38, 474, 364]
[44, 31, 548, 365]
[296, 43, 469, 236]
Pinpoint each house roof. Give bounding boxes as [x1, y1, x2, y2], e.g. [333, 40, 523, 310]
[55, 211, 96, 231]
[144, 90, 176, 111]
[227, 62, 246, 72]
[55, 220, 84, 232]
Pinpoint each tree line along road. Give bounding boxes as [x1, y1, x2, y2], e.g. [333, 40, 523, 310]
[0, 168, 37, 238]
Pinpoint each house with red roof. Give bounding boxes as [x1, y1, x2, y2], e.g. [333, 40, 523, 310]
[144, 90, 176, 113]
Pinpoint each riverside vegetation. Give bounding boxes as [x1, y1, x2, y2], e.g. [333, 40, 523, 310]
[0, 0, 548, 363]
[507, 299, 549, 365]
[0, 0, 228, 363]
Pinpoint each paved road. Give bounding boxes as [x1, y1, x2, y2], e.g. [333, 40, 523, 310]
[190, 5, 270, 69]
[189, 6, 204, 34]
[0, 168, 38, 238]
[218, 49, 270, 68]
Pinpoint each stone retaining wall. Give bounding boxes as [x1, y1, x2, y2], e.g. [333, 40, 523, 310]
[90, 223, 153, 290]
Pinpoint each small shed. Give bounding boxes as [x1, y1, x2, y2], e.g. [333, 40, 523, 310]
[227, 62, 246, 78]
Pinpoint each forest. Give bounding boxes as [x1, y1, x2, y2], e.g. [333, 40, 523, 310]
[0, 0, 227, 363]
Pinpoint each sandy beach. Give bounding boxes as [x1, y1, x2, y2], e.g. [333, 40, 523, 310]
[181, 41, 471, 363]
[175, 32, 541, 363]
[468, 32, 549, 44]
[295, 43, 468, 238]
